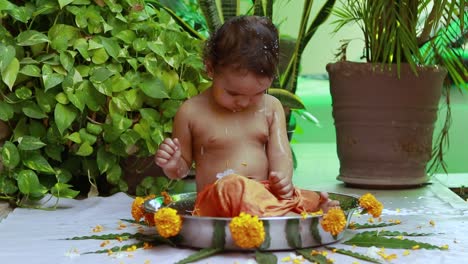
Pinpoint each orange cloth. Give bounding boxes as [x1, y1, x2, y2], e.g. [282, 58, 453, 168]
[193, 174, 322, 217]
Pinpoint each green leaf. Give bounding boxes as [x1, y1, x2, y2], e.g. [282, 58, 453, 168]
[268, 88, 305, 109]
[255, 250, 277, 264]
[45, 144, 63, 162]
[17, 170, 48, 196]
[1, 141, 20, 169]
[115, 30, 136, 44]
[351, 222, 401, 229]
[0, 101, 14, 121]
[90, 67, 114, 83]
[0, 176, 18, 195]
[86, 123, 102, 135]
[76, 142, 93, 156]
[175, 248, 223, 264]
[51, 182, 79, 198]
[92, 48, 109, 64]
[43, 71, 65, 91]
[48, 24, 80, 51]
[54, 104, 78, 135]
[212, 220, 225, 249]
[296, 248, 330, 264]
[22, 152, 55, 174]
[139, 108, 160, 123]
[83, 242, 146, 255]
[99, 36, 120, 59]
[19, 64, 41, 77]
[325, 247, 382, 264]
[15, 86, 33, 99]
[110, 75, 131, 92]
[344, 233, 444, 249]
[139, 74, 169, 99]
[22, 102, 48, 119]
[286, 219, 302, 248]
[17, 136, 46, 150]
[67, 232, 144, 240]
[360, 230, 434, 237]
[16, 30, 49, 46]
[2, 57, 19, 90]
[79, 128, 97, 145]
[259, 221, 271, 250]
[58, 0, 74, 9]
[0, 44, 16, 73]
[106, 164, 122, 184]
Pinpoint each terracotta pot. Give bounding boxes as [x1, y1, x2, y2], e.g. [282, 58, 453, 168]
[326, 61, 447, 189]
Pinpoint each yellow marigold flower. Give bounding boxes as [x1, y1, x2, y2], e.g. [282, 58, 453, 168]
[441, 244, 449, 250]
[321, 207, 347, 236]
[154, 207, 183, 238]
[403, 250, 410, 256]
[359, 193, 383, 218]
[131, 197, 145, 222]
[301, 211, 308, 219]
[281, 256, 291, 262]
[429, 220, 435, 226]
[412, 245, 420, 250]
[229, 212, 265, 248]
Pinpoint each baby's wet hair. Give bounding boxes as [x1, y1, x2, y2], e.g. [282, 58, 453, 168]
[203, 16, 279, 78]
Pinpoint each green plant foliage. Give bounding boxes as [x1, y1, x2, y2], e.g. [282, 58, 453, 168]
[351, 222, 401, 229]
[296, 249, 330, 264]
[344, 232, 445, 250]
[0, 0, 207, 205]
[255, 250, 278, 264]
[83, 241, 146, 254]
[175, 247, 223, 264]
[325, 246, 382, 264]
[358, 230, 435, 237]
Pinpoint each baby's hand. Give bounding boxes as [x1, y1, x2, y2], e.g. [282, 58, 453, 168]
[269, 171, 294, 200]
[155, 138, 182, 177]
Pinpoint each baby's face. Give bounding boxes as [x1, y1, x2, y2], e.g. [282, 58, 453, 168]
[211, 69, 272, 112]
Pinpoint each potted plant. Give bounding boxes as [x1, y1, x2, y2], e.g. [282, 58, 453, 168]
[326, 0, 467, 188]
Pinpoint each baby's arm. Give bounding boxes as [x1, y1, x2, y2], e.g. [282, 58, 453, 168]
[154, 102, 193, 179]
[266, 96, 294, 199]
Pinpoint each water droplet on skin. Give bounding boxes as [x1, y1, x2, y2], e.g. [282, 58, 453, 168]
[201, 146, 204, 155]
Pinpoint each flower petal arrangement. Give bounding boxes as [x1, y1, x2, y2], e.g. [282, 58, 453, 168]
[67, 191, 449, 264]
[320, 207, 347, 236]
[153, 207, 183, 238]
[229, 212, 266, 248]
[131, 194, 156, 226]
[358, 193, 383, 218]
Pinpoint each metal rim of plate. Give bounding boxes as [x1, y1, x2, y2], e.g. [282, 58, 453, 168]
[144, 192, 359, 251]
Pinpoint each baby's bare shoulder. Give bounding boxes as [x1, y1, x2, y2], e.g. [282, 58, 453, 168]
[177, 92, 209, 115]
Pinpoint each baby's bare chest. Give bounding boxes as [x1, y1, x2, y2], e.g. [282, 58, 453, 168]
[191, 110, 270, 149]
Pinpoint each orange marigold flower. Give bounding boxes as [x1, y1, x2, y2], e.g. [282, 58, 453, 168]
[161, 191, 172, 205]
[321, 207, 347, 236]
[359, 193, 383, 218]
[154, 208, 183, 238]
[131, 195, 156, 222]
[229, 212, 265, 248]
